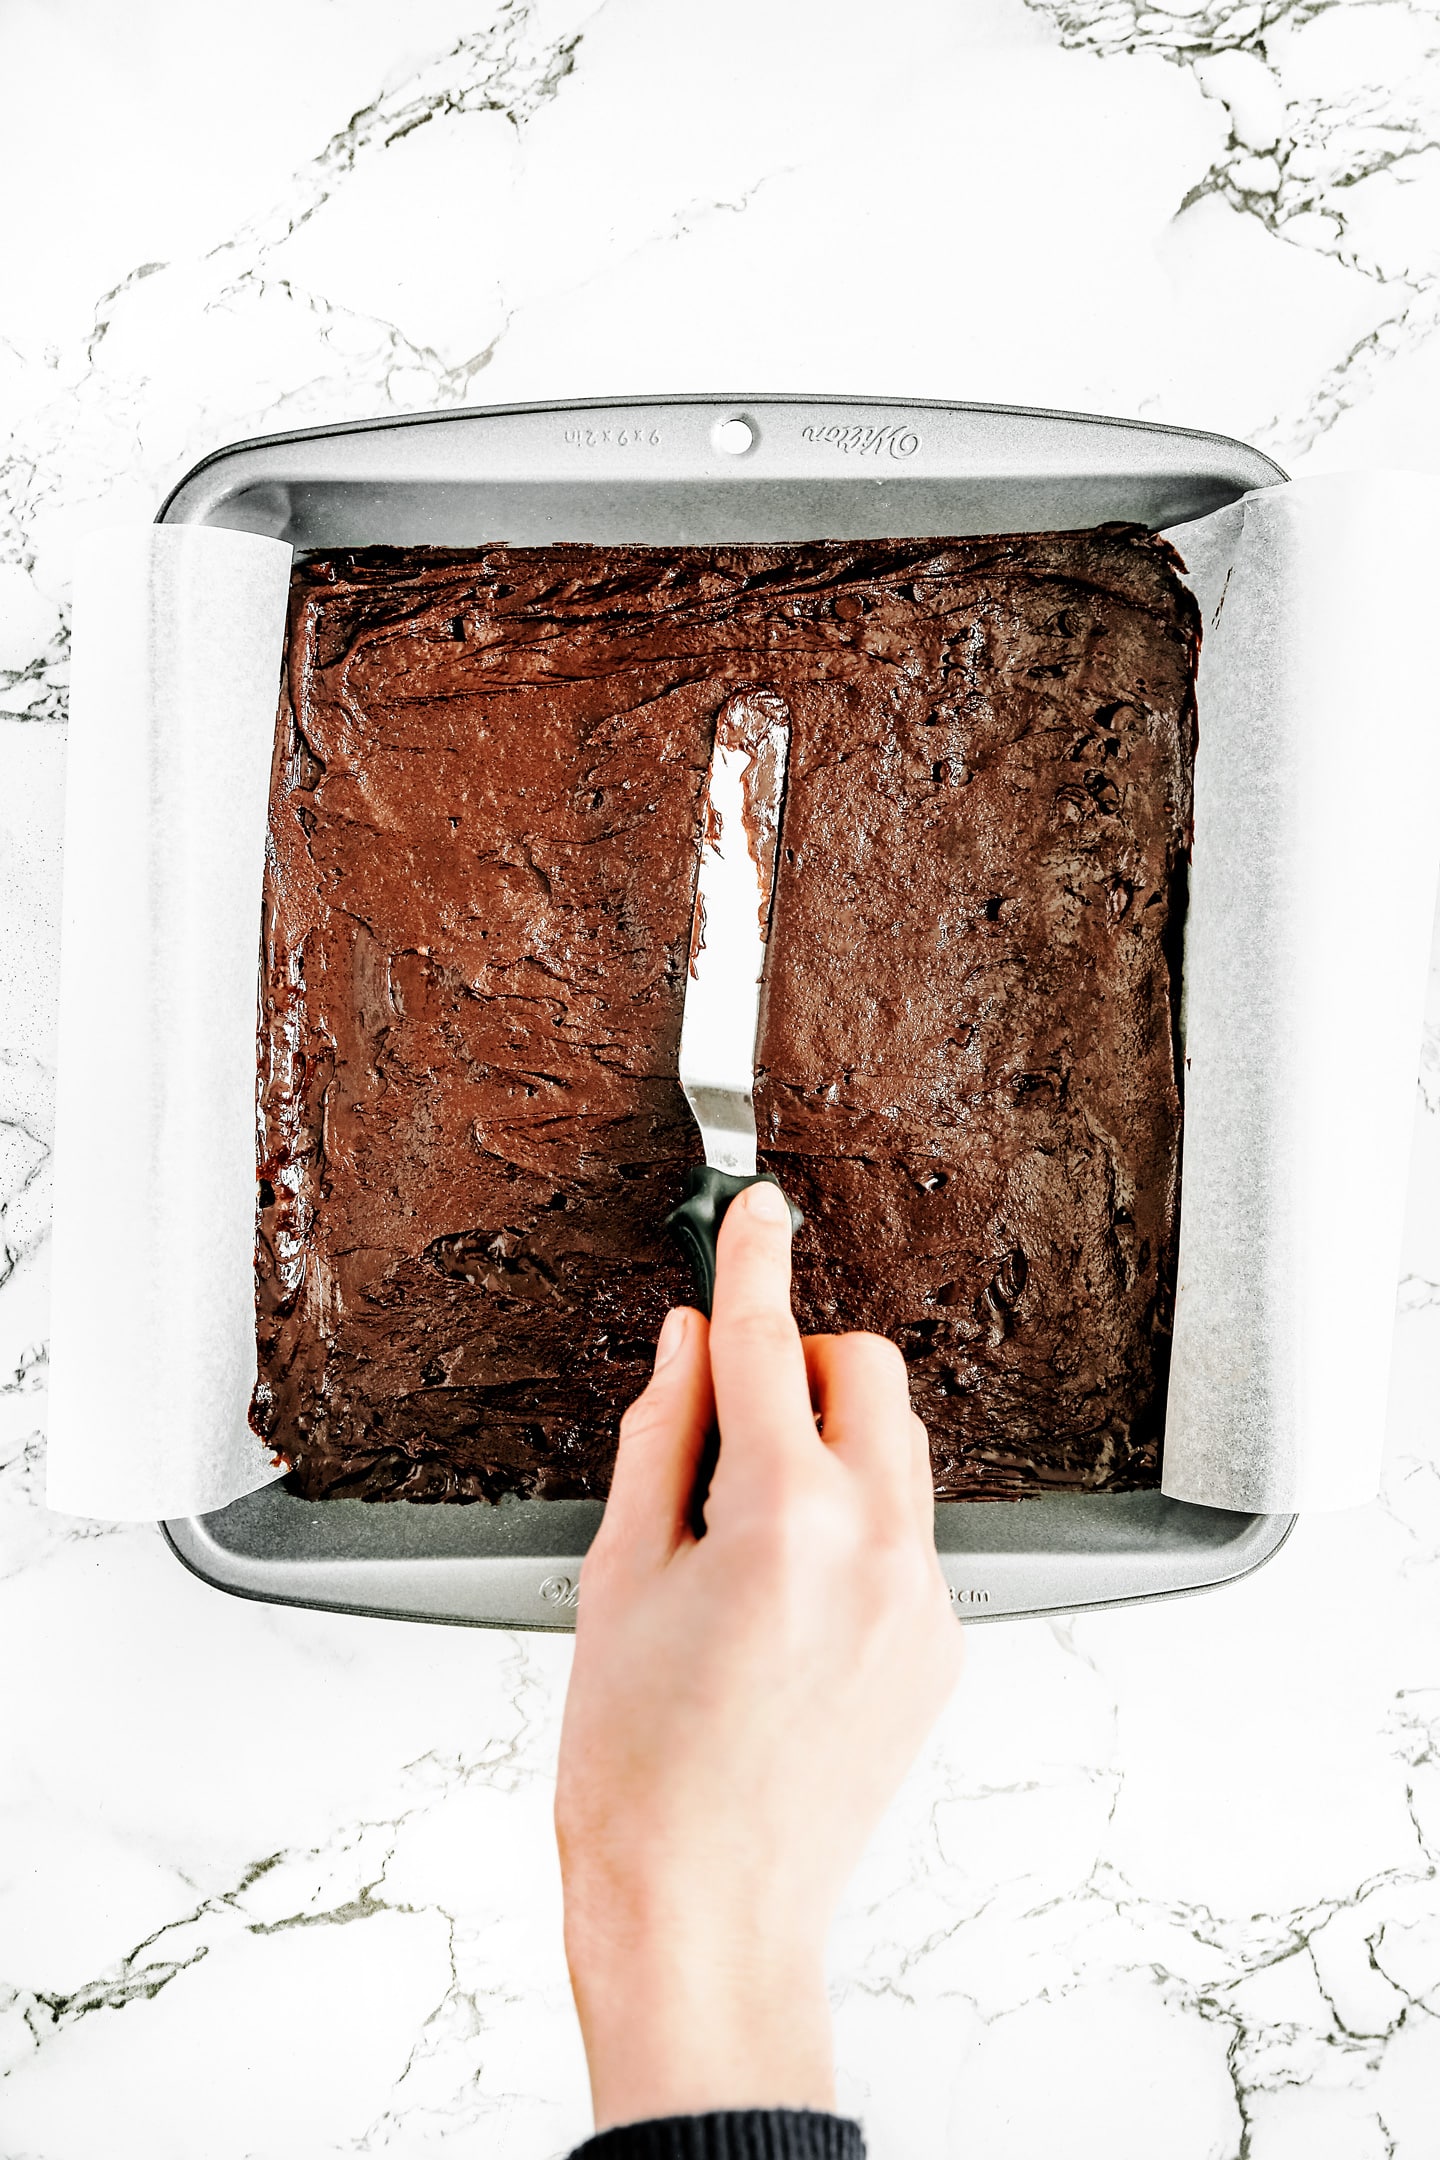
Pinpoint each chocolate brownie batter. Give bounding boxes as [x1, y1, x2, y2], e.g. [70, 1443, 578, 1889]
[253, 533, 1198, 1502]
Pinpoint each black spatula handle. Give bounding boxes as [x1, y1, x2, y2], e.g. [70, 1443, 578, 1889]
[664, 1164, 804, 1537]
[664, 1164, 804, 1318]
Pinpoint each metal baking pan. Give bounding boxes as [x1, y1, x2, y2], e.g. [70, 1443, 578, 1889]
[159, 394, 1294, 1628]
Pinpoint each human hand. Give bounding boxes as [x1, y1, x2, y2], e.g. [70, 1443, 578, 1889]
[554, 1180, 963, 2132]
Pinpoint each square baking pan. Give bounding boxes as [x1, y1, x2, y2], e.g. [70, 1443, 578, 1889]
[158, 394, 1294, 1628]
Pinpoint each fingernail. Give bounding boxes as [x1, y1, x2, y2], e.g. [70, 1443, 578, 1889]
[743, 1180, 791, 1226]
[653, 1307, 689, 1369]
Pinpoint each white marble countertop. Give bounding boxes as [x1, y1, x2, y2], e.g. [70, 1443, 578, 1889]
[3, 3, 1440, 2154]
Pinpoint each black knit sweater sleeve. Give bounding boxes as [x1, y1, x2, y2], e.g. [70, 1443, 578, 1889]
[568, 2109, 865, 2160]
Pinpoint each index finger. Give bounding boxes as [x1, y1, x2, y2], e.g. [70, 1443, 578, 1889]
[707, 1179, 817, 1476]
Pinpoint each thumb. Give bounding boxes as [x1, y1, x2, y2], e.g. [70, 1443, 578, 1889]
[594, 1306, 715, 1567]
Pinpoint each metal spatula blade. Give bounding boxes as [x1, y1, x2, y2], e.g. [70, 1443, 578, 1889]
[665, 689, 801, 1314]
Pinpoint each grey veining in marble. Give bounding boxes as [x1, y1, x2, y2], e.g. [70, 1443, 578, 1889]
[3, 2, 1439, 2153]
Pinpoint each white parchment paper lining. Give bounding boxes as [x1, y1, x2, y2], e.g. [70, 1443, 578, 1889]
[45, 480, 1440, 1519]
[1159, 473, 1440, 1512]
[47, 526, 292, 1520]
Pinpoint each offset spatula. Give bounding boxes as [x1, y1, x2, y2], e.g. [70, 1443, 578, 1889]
[665, 689, 803, 1316]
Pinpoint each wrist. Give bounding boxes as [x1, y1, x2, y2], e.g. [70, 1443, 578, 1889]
[567, 1927, 835, 2131]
